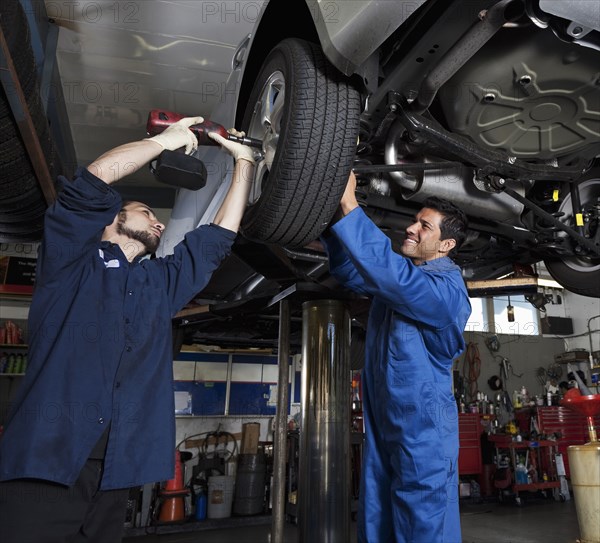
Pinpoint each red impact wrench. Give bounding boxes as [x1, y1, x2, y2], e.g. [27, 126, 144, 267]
[146, 109, 263, 149]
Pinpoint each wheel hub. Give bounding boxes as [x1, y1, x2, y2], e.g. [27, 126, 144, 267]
[247, 70, 285, 204]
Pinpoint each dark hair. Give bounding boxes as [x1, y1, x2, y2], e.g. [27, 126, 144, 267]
[422, 196, 468, 251]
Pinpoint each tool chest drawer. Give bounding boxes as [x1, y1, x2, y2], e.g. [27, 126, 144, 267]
[458, 413, 482, 475]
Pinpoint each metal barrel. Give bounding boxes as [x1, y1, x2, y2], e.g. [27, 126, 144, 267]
[233, 453, 267, 515]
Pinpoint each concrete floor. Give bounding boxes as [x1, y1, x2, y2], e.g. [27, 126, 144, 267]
[123, 497, 582, 542]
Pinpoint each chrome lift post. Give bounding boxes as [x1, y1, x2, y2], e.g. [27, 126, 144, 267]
[299, 299, 351, 543]
[271, 299, 290, 543]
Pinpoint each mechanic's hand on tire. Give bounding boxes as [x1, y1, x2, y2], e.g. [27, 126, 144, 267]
[209, 129, 255, 164]
[145, 116, 204, 155]
[340, 171, 359, 216]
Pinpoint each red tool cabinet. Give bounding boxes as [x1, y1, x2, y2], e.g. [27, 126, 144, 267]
[514, 406, 600, 477]
[458, 413, 482, 475]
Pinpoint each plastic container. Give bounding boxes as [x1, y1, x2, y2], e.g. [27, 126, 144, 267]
[515, 462, 528, 484]
[195, 489, 207, 521]
[568, 443, 600, 542]
[207, 475, 234, 519]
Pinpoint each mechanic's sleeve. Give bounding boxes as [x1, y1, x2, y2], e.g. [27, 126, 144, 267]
[36, 167, 122, 282]
[158, 224, 237, 315]
[321, 233, 369, 295]
[331, 207, 461, 328]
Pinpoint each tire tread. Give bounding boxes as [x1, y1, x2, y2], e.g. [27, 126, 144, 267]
[241, 38, 360, 247]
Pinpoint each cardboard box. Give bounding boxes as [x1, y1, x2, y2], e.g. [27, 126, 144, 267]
[240, 422, 260, 454]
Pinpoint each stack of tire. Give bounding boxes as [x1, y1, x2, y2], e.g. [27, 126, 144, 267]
[1, 1, 60, 242]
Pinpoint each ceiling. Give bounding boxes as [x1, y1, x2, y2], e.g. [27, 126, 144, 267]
[43, 0, 262, 212]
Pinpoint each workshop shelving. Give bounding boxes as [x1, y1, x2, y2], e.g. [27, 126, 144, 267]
[0, 344, 28, 426]
[0, 343, 28, 376]
[0, 344, 28, 377]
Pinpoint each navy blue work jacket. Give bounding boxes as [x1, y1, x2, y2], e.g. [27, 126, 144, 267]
[0, 168, 235, 490]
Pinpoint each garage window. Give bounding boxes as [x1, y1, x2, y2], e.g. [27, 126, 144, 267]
[465, 296, 540, 336]
[492, 295, 539, 335]
[465, 297, 487, 332]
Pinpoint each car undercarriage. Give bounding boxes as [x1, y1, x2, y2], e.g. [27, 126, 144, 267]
[164, 0, 600, 347]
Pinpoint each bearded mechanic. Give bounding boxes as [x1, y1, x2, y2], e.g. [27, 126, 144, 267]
[323, 172, 471, 543]
[0, 117, 255, 542]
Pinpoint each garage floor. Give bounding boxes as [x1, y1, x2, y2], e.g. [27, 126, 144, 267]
[123, 498, 581, 542]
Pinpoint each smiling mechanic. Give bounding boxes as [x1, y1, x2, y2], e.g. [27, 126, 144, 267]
[323, 172, 472, 543]
[0, 117, 255, 542]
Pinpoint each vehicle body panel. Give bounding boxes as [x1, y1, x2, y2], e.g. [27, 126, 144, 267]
[305, 0, 427, 75]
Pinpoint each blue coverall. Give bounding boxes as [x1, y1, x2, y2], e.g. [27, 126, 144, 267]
[323, 207, 471, 543]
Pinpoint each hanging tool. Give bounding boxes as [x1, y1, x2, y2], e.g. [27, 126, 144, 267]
[462, 342, 481, 401]
[536, 367, 547, 387]
[147, 109, 263, 149]
[546, 363, 563, 381]
[500, 357, 510, 383]
[485, 334, 500, 353]
[496, 357, 514, 413]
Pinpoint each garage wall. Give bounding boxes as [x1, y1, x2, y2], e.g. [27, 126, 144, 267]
[544, 292, 600, 353]
[458, 330, 567, 404]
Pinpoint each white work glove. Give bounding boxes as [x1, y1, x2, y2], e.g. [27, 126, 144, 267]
[145, 116, 204, 155]
[208, 129, 255, 164]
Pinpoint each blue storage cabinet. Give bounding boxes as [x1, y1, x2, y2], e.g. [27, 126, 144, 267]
[173, 351, 298, 416]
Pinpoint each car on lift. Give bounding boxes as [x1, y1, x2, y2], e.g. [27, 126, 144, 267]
[160, 0, 600, 333]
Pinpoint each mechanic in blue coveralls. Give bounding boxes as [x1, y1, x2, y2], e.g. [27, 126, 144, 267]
[0, 117, 255, 542]
[323, 172, 471, 543]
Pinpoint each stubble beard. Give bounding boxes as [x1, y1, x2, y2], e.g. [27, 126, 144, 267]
[117, 218, 159, 254]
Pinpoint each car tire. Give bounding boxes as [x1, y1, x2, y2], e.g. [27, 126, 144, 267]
[240, 38, 360, 247]
[544, 177, 600, 298]
[0, 0, 58, 242]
